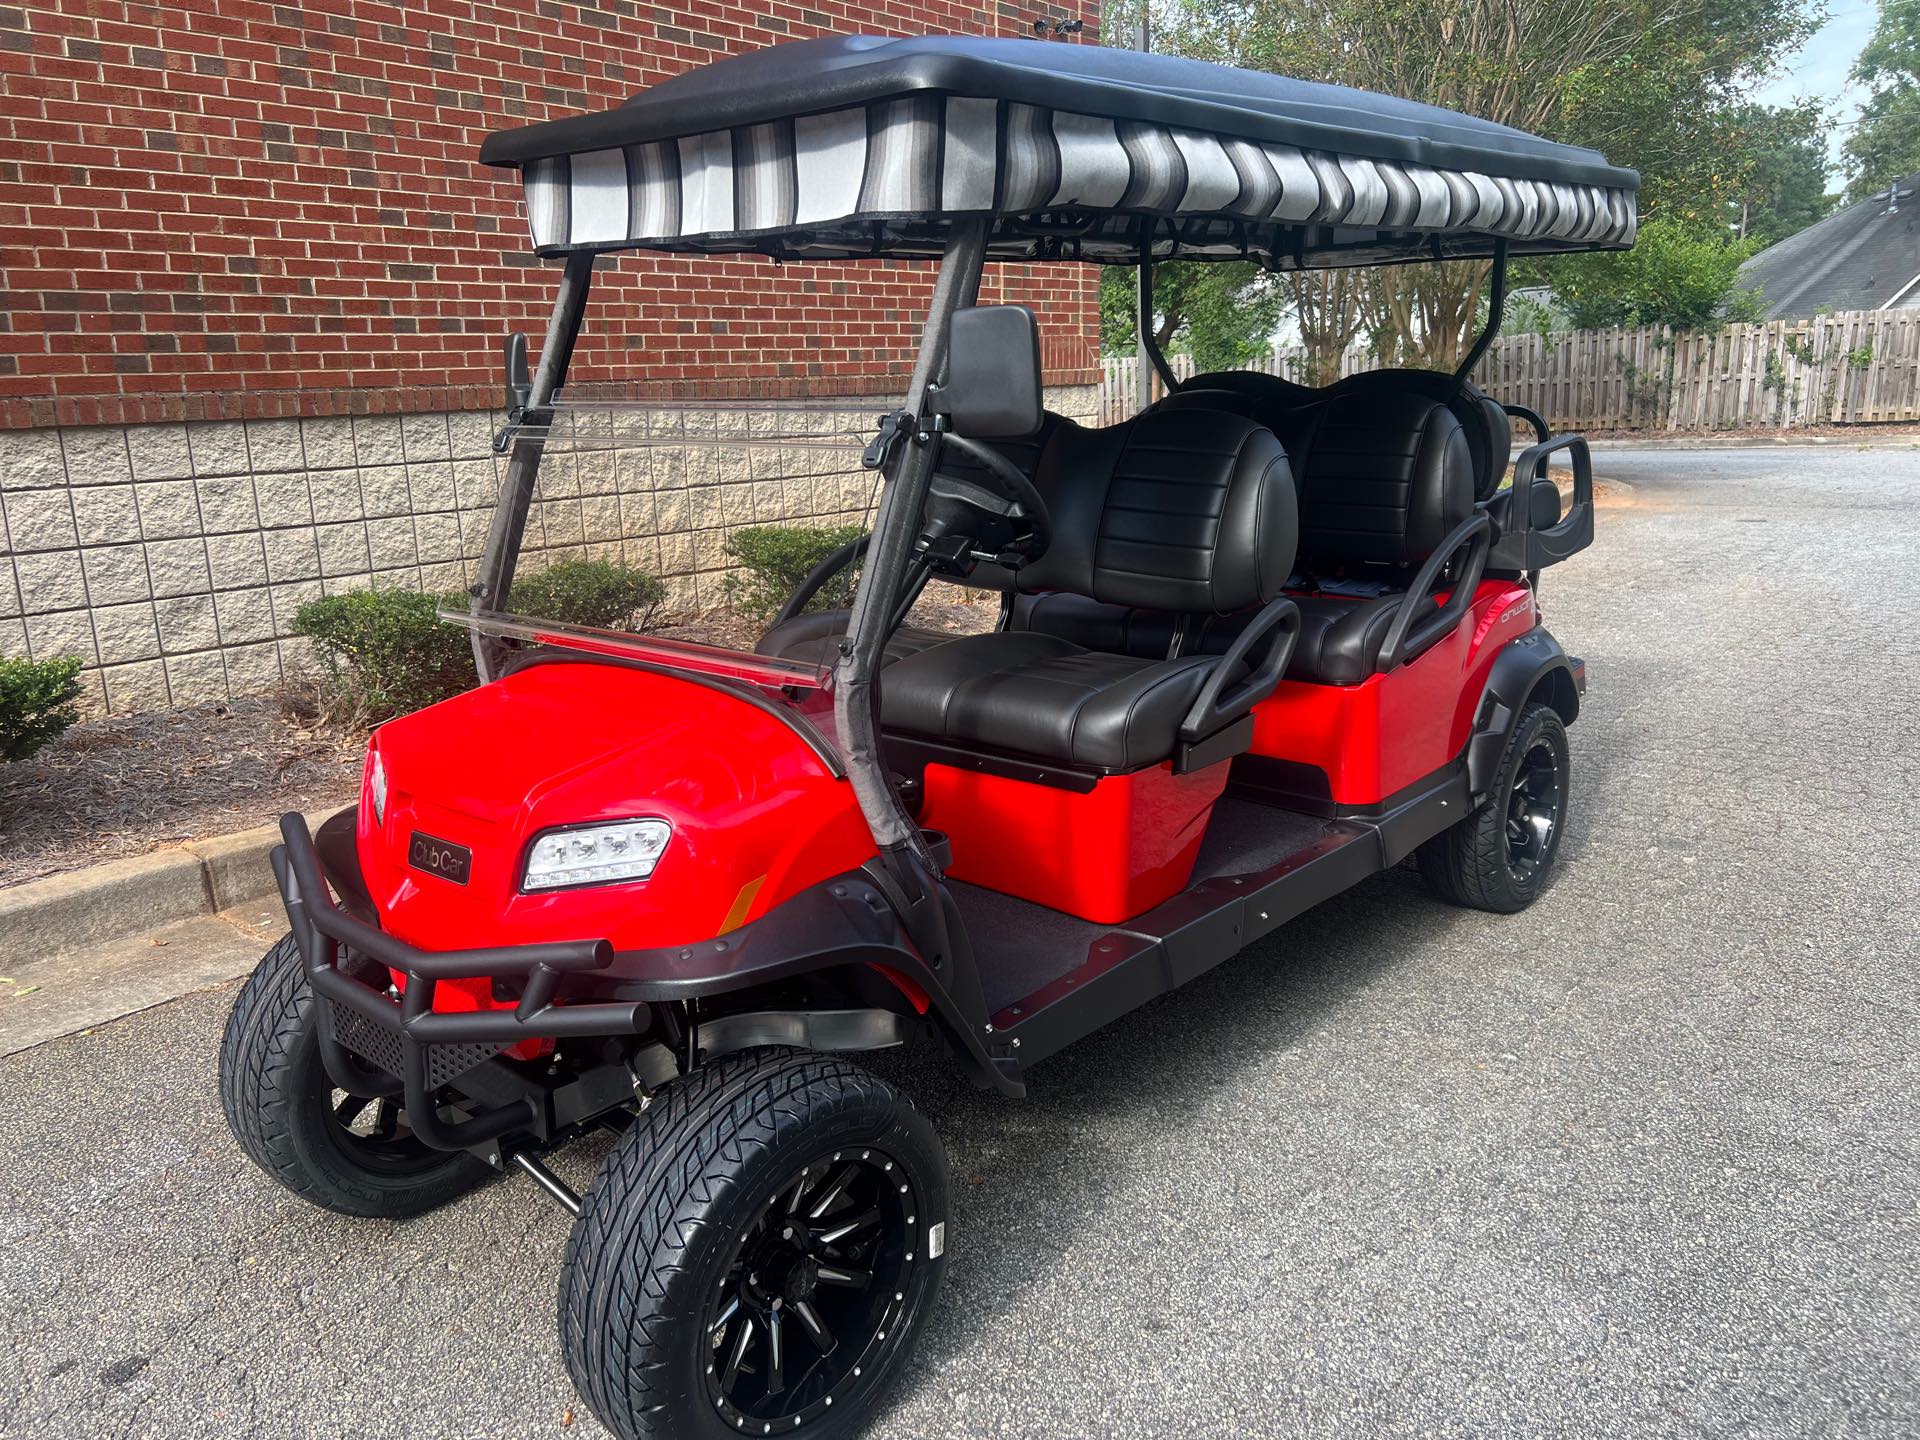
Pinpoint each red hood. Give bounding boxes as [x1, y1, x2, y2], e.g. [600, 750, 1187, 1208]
[358, 661, 875, 956]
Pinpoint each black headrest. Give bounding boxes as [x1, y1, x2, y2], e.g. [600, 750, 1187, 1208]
[1154, 387, 1262, 419]
[1010, 410, 1297, 614]
[1329, 369, 1510, 501]
[1293, 389, 1473, 568]
[1182, 370, 1323, 420]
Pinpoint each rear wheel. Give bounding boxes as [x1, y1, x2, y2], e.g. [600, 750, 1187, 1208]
[559, 1047, 948, 1440]
[218, 932, 490, 1217]
[1418, 700, 1570, 913]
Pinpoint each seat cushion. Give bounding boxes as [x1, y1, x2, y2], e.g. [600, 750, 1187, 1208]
[1288, 594, 1403, 685]
[1012, 588, 1404, 687]
[755, 609, 954, 668]
[879, 630, 1215, 771]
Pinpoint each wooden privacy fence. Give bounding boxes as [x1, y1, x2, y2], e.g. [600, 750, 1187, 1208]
[1100, 309, 1920, 430]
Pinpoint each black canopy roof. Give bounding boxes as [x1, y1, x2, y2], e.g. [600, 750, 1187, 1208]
[479, 35, 1639, 267]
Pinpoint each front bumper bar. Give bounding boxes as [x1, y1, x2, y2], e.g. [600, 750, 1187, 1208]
[274, 812, 642, 1150]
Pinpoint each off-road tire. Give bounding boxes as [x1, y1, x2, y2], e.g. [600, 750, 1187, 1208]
[1418, 700, 1570, 913]
[559, 1047, 949, 1440]
[218, 932, 489, 1217]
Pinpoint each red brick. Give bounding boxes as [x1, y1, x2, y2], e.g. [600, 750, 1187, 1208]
[2, 0, 1102, 426]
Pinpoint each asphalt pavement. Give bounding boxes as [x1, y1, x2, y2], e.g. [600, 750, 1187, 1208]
[2, 446, 1916, 1438]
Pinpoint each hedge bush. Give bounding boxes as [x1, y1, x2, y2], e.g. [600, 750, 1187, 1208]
[0, 654, 85, 763]
[511, 557, 666, 631]
[293, 588, 474, 721]
[294, 559, 667, 720]
[723, 524, 867, 619]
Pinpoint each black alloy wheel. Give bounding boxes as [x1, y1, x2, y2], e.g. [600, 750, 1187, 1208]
[559, 1047, 949, 1440]
[219, 932, 490, 1216]
[1503, 736, 1563, 882]
[703, 1149, 920, 1430]
[1416, 699, 1571, 913]
[321, 1089, 446, 1177]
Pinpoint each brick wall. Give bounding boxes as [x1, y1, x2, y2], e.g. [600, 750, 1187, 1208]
[0, 3, 1105, 714]
[0, 0, 1102, 428]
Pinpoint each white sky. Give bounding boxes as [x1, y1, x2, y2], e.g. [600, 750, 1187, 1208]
[1751, 1, 1881, 179]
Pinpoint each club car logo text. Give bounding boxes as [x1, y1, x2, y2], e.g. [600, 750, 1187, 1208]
[407, 831, 472, 885]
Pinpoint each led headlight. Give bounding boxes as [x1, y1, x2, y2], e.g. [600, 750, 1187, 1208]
[522, 819, 671, 892]
[368, 750, 389, 826]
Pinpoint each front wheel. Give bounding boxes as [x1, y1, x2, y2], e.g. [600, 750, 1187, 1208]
[217, 933, 491, 1217]
[559, 1047, 949, 1440]
[1418, 700, 1571, 913]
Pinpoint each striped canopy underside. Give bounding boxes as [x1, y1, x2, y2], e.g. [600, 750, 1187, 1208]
[521, 96, 1637, 266]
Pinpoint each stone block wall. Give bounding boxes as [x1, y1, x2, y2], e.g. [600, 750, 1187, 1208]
[0, 384, 1100, 715]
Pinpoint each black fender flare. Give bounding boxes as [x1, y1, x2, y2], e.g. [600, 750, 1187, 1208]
[1466, 627, 1582, 800]
[589, 872, 1024, 1098]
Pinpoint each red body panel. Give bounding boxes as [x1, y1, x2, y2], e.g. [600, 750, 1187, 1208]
[360, 664, 875, 1008]
[351, 585, 1537, 976]
[920, 759, 1232, 924]
[1249, 580, 1535, 804]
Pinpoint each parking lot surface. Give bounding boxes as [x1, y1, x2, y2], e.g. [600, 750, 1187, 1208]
[2, 446, 1916, 1438]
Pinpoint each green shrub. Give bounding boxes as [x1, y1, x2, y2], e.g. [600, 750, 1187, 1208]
[293, 588, 474, 720]
[511, 557, 667, 630]
[723, 524, 867, 619]
[0, 654, 85, 763]
[294, 559, 669, 719]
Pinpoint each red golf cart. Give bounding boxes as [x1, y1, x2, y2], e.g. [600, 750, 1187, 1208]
[219, 34, 1633, 1440]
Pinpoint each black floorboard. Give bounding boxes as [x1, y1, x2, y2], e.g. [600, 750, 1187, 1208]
[954, 797, 1332, 1016]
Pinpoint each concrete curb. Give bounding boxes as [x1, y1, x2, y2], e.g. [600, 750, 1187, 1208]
[1579, 434, 1920, 452]
[2, 805, 350, 974]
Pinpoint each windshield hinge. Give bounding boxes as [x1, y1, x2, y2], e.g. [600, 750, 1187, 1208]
[862, 409, 917, 472]
[492, 405, 539, 455]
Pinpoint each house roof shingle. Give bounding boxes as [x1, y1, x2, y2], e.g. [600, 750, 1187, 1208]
[1738, 178, 1920, 318]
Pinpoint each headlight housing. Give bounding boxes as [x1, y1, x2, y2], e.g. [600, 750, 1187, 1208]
[368, 750, 389, 826]
[521, 818, 672, 892]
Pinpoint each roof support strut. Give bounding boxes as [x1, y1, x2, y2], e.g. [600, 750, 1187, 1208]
[835, 218, 987, 859]
[1137, 226, 1178, 399]
[469, 250, 595, 681]
[1453, 238, 1508, 384]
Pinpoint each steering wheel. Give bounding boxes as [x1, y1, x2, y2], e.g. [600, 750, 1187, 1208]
[921, 432, 1054, 574]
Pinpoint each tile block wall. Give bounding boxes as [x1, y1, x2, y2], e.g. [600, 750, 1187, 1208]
[0, 384, 1099, 714]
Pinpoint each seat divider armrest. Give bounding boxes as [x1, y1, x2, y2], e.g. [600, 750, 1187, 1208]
[1178, 595, 1301, 743]
[1377, 512, 1493, 673]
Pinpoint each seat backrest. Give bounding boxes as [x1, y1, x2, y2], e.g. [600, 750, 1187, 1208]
[1177, 371, 1324, 459]
[1327, 369, 1510, 503]
[1000, 409, 1297, 614]
[1290, 387, 1474, 569]
[1181, 367, 1510, 504]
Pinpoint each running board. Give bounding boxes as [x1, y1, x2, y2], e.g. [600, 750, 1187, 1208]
[992, 767, 1467, 1066]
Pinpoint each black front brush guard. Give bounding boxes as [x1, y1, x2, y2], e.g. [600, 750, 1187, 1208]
[273, 813, 644, 1152]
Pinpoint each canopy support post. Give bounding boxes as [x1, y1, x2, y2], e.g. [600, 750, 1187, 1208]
[469, 251, 595, 682]
[1453, 239, 1508, 384]
[836, 218, 988, 858]
[827, 219, 997, 1032]
[1137, 226, 1177, 402]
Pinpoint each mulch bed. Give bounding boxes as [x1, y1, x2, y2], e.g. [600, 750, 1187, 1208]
[0, 697, 363, 891]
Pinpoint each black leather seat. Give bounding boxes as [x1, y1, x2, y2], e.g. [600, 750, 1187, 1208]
[877, 407, 1297, 770]
[762, 374, 1475, 694]
[1184, 366, 1511, 501]
[878, 631, 1219, 771]
[1328, 369, 1510, 502]
[990, 378, 1478, 685]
